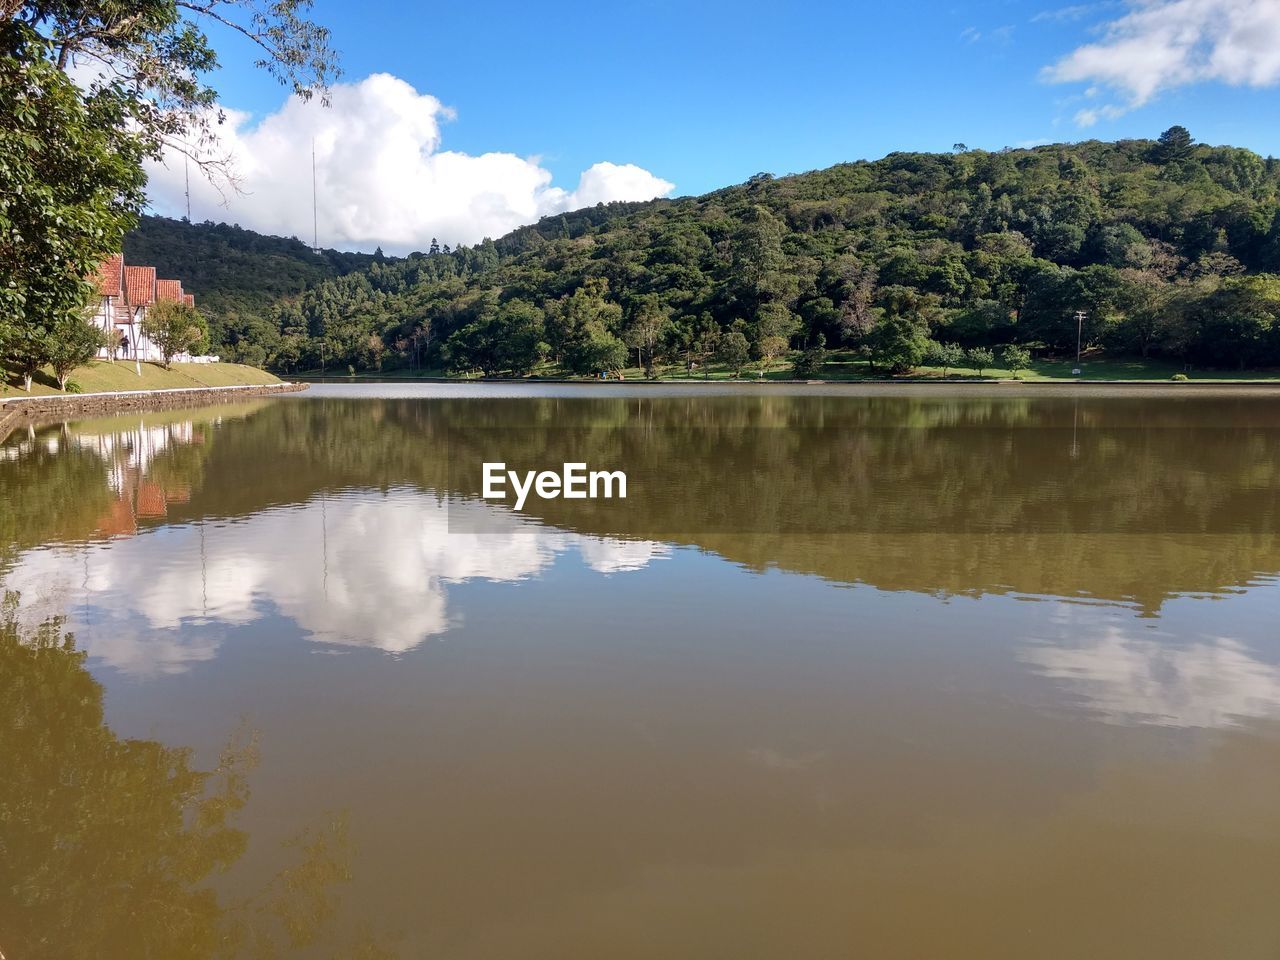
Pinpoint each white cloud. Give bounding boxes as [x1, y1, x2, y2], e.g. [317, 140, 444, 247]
[1044, 0, 1280, 123]
[144, 73, 675, 253]
[1031, 3, 1113, 24]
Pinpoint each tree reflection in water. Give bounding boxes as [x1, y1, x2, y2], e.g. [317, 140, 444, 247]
[0, 592, 396, 960]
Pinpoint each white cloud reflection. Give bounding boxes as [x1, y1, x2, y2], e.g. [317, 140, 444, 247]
[1021, 626, 1280, 728]
[2, 490, 667, 676]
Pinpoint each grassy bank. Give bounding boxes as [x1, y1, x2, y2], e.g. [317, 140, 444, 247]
[294, 352, 1280, 384]
[1, 360, 282, 398]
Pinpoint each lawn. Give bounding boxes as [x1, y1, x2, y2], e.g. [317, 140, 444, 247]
[1, 360, 283, 397]
[293, 352, 1280, 384]
[611, 351, 1280, 383]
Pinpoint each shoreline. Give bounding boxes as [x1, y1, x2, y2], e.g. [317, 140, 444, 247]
[294, 380, 1280, 400]
[294, 374, 1280, 391]
[0, 382, 308, 443]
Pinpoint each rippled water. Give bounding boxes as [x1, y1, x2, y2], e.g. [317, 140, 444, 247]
[4, 384, 1280, 958]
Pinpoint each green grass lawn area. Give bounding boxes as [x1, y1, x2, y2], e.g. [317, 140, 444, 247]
[610, 351, 1280, 383]
[296, 351, 1280, 384]
[571, 352, 1280, 383]
[1, 360, 282, 397]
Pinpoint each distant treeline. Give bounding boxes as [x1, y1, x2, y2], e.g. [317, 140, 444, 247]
[152, 127, 1280, 375]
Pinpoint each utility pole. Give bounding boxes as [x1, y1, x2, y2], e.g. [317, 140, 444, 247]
[1075, 310, 1087, 366]
[184, 153, 191, 221]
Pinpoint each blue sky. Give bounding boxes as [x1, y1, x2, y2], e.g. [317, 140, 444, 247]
[158, 0, 1280, 251]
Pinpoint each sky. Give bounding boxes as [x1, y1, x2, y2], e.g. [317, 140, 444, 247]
[144, 0, 1280, 253]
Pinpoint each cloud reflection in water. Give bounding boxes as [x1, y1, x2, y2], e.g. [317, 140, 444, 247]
[2, 489, 668, 675]
[1022, 624, 1280, 729]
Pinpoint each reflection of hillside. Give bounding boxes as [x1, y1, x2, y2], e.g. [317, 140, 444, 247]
[7, 394, 1280, 611]
[0, 592, 392, 959]
[689, 531, 1280, 616]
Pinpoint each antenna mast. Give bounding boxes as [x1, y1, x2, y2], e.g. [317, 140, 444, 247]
[311, 138, 319, 253]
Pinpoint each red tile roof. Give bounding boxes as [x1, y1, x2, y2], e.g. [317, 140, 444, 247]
[156, 278, 184, 303]
[94, 254, 124, 298]
[124, 266, 156, 307]
[183, 293, 196, 307]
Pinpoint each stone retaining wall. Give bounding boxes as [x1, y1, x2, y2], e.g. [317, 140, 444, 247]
[0, 382, 307, 443]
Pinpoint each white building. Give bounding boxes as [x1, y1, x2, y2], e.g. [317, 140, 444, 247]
[91, 256, 217, 364]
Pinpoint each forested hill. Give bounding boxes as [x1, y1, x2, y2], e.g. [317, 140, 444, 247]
[122, 216, 391, 355]
[169, 129, 1280, 374]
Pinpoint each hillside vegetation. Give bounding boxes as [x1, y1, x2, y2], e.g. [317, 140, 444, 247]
[159, 128, 1280, 377]
[124, 216, 386, 359]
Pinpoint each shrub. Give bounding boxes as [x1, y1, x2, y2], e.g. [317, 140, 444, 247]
[1171, 372, 1189, 381]
[63, 380, 84, 394]
[793, 335, 828, 378]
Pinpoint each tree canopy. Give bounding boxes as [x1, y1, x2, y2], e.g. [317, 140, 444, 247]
[152, 129, 1280, 377]
[0, 1, 338, 388]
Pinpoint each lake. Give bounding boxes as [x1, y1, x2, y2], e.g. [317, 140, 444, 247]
[4, 382, 1280, 958]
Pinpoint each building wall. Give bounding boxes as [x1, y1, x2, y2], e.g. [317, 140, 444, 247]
[93, 298, 166, 364]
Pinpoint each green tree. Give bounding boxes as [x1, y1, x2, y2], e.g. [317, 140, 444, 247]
[0, 26, 144, 388]
[552, 281, 622, 370]
[623, 296, 670, 377]
[924, 340, 965, 377]
[47, 310, 106, 389]
[966, 346, 995, 377]
[495, 299, 550, 375]
[1190, 274, 1280, 369]
[685, 314, 719, 377]
[753, 301, 799, 347]
[1000, 343, 1032, 376]
[564, 315, 627, 376]
[141, 300, 210, 368]
[4, 2, 338, 177]
[1, 2, 338, 382]
[1152, 125, 1194, 164]
[792, 334, 828, 378]
[730, 205, 790, 309]
[717, 329, 751, 377]
[868, 313, 929, 374]
[7, 322, 54, 391]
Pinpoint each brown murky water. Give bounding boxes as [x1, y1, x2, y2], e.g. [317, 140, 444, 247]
[4, 383, 1280, 958]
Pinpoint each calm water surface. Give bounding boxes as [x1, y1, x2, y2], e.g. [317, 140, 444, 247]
[4, 383, 1280, 958]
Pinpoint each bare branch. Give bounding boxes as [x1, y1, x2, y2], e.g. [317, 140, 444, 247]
[157, 134, 245, 205]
